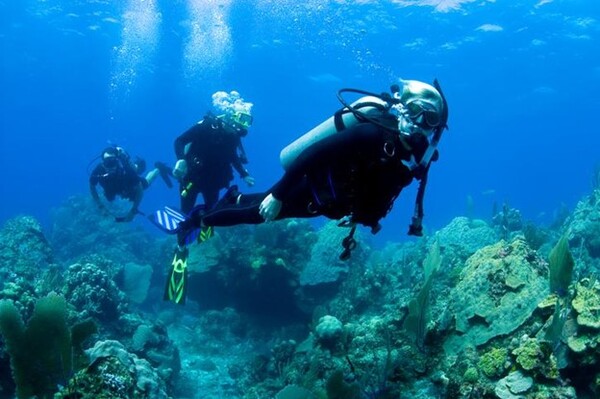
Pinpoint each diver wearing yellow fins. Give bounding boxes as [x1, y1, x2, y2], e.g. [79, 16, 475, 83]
[152, 79, 449, 305]
[164, 91, 256, 304]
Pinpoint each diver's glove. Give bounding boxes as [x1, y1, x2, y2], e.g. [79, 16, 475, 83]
[173, 159, 188, 180]
[259, 193, 282, 222]
[243, 175, 255, 187]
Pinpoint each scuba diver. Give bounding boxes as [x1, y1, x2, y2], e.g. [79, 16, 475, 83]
[172, 90, 255, 211]
[154, 79, 448, 304]
[166, 90, 256, 304]
[90, 146, 173, 222]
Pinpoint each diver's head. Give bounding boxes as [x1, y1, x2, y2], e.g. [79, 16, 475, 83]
[394, 80, 444, 137]
[101, 147, 120, 172]
[220, 111, 253, 136]
[212, 90, 253, 136]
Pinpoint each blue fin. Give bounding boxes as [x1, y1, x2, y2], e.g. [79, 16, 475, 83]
[149, 206, 186, 234]
[184, 228, 201, 245]
[181, 204, 208, 243]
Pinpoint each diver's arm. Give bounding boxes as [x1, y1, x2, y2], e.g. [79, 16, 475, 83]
[231, 137, 255, 186]
[174, 122, 204, 159]
[232, 155, 250, 178]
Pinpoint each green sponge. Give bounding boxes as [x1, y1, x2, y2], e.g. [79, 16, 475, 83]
[548, 234, 574, 297]
[0, 293, 72, 399]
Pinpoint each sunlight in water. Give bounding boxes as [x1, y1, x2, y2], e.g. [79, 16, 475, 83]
[110, 0, 161, 100]
[183, 0, 233, 81]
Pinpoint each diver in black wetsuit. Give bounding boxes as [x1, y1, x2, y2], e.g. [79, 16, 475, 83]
[182, 79, 449, 255]
[161, 80, 448, 304]
[203, 121, 423, 229]
[90, 146, 172, 222]
[171, 91, 255, 247]
[164, 91, 256, 304]
[172, 112, 254, 213]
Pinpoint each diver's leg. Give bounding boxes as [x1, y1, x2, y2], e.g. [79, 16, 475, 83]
[202, 189, 219, 211]
[200, 177, 318, 227]
[202, 193, 266, 226]
[177, 185, 199, 246]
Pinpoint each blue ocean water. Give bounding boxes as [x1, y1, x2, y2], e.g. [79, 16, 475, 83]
[1, 0, 599, 245]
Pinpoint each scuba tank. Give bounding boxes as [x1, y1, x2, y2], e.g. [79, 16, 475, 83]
[279, 94, 392, 170]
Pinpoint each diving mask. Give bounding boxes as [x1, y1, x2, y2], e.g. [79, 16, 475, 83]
[230, 111, 253, 130]
[102, 154, 120, 171]
[404, 100, 440, 129]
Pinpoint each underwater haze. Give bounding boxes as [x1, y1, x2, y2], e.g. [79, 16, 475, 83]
[1, 0, 598, 242]
[4, 2, 600, 399]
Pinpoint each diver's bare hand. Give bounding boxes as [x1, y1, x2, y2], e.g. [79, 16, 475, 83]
[259, 194, 282, 222]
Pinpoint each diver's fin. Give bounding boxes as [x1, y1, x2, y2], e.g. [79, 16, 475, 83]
[164, 247, 189, 305]
[184, 228, 202, 245]
[149, 206, 185, 234]
[183, 218, 213, 245]
[155, 162, 173, 188]
[197, 225, 214, 243]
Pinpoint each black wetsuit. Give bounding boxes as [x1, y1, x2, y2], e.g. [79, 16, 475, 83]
[200, 122, 431, 232]
[89, 159, 147, 201]
[175, 115, 250, 211]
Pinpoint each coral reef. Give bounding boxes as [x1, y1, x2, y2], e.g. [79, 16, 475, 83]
[119, 261, 153, 304]
[0, 293, 80, 399]
[315, 315, 344, 349]
[64, 262, 128, 323]
[55, 340, 169, 399]
[0, 216, 53, 274]
[0, 216, 58, 318]
[300, 221, 368, 287]
[4, 181, 600, 398]
[492, 203, 524, 239]
[50, 195, 166, 266]
[444, 237, 549, 354]
[566, 188, 600, 258]
[435, 216, 498, 267]
[0, 214, 176, 398]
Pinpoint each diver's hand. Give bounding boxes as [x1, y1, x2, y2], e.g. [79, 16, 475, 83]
[243, 175, 255, 187]
[173, 159, 188, 180]
[259, 194, 282, 222]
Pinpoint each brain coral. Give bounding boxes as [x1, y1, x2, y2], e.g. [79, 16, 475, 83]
[571, 278, 600, 329]
[444, 237, 548, 355]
